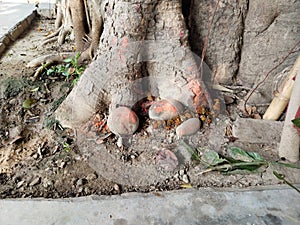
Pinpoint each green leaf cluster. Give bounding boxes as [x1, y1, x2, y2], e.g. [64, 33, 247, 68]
[182, 141, 300, 193]
[43, 52, 85, 86]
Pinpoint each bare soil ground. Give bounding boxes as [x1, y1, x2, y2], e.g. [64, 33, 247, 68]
[0, 14, 299, 198]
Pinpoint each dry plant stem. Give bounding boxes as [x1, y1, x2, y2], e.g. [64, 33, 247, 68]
[42, 36, 58, 46]
[46, 26, 62, 39]
[42, 26, 62, 45]
[32, 62, 50, 81]
[200, 0, 220, 77]
[197, 161, 268, 175]
[244, 39, 300, 114]
[278, 69, 300, 162]
[263, 55, 300, 120]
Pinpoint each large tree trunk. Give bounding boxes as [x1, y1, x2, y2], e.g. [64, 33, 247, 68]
[50, 0, 300, 185]
[55, 0, 211, 128]
[53, 0, 214, 186]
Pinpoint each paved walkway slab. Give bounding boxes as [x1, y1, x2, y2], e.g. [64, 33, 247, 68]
[0, 185, 299, 225]
[232, 117, 283, 144]
[0, 2, 36, 38]
[0, 1, 37, 56]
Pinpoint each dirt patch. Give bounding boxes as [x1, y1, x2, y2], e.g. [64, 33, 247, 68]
[0, 13, 299, 198]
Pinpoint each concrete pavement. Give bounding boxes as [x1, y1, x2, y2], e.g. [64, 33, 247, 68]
[0, 1, 36, 55]
[0, 1, 53, 56]
[0, 185, 299, 225]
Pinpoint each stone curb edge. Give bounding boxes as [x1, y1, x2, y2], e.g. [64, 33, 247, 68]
[0, 9, 37, 57]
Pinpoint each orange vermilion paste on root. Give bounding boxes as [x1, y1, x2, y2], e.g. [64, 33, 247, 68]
[187, 79, 208, 110]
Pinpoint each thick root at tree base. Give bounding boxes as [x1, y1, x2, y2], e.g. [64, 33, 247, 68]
[27, 52, 74, 68]
[26, 49, 95, 81]
[27, 52, 74, 81]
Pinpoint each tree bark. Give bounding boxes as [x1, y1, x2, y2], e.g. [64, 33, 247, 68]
[70, 0, 87, 52]
[55, 0, 211, 128]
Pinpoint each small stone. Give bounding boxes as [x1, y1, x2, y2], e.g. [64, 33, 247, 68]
[173, 173, 179, 181]
[149, 99, 183, 121]
[86, 173, 97, 181]
[8, 125, 22, 140]
[76, 178, 87, 187]
[74, 154, 81, 161]
[78, 187, 83, 193]
[42, 178, 54, 188]
[182, 174, 189, 183]
[176, 118, 201, 137]
[155, 149, 178, 171]
[224, 95, 235, 104]
[113, 184, 120, 192]
[107, 106, 139, 135]
[17, 180, 25, 189]
[58, 161, 66, 169]
[29, 177, 41, 186]
[9, 98, 18, 105]
[117, 136, 123, 148]
[179, 169, 185, 176]
[32, 153, 39, 159]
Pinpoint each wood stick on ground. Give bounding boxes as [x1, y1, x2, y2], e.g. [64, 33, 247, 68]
[278, 68, 300, 162]
[263, 55, 300, 120]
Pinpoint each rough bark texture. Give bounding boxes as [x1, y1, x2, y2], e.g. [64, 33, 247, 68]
[70, 0, 87, 51]
[189, 0, 248, 84]
[56, 0, 210, 128]
[189, 0, 300, 104]
[238, 0, 300, 104]
[54, 0, 213, 186]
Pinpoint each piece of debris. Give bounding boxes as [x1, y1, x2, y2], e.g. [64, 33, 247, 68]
[29, 177, 41, 187]
[176, 118, 201, 137]
[182, 174, 190, 184]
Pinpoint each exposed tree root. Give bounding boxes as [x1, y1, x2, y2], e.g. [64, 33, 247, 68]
[27, 52, 74, 80]
[29, 0, 102, 79]
[41, 36, 58, 46]
[27, 52, 74, 68]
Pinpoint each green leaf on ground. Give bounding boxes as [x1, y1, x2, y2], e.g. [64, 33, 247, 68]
[246, 151, 265, 161]
[202, 150, 226, 166]
[292, 117, 300, 128]
[227, 147, 256, 162]
[63, 57, 73, 63]
[226, 147, 265, 162]
[22, 98, 35, 109]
